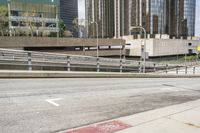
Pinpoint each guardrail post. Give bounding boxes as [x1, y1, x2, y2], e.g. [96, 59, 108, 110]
[153, 63, 156, 73]
[120, 59, 123, 73]
[166, 64, 168, 74]
[42, 54, 45, 61]
[138, 62, 142, 73]
[193, 66, 196, 75]
[97, 57, 100, 72]
[185, 66, 188, 74]
[55, 55, 57, 62]
[28, 52, 32, 71]
[0, 52, 4, 59]
[67, 56, 71, 71]
[176, 65, 179, 74]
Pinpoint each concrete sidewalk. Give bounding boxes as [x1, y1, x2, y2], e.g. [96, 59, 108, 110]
[65, 99, 200, 133]
[116, 99, 200, 133]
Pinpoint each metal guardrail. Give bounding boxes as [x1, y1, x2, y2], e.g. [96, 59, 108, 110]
[158, 64, 200, 75]
[0, 48, 194, 73]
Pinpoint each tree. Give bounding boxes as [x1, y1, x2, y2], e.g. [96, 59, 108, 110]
[72, 17, 79, 34]
[59, 19, 66, 37]
[0, 6, 8, 36]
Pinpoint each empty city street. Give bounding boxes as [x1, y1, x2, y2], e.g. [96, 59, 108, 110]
[1, 78, 200, 133]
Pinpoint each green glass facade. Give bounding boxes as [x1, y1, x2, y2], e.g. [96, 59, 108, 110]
[10, 0, 59, 18]
[0, 0, 60, 36]
[0, 0, 60, 18]
[0, 0, 59, 5]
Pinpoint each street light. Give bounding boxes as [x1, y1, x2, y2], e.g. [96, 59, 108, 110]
[90, 21, 99, 58]
[129, 26, 147, 73]
[7, 0, 12, 36]
[90, 21, 99, 72]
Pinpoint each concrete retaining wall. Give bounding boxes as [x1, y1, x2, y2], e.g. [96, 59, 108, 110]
[0, 70, 200, 78]
[0, 37, 125, 48]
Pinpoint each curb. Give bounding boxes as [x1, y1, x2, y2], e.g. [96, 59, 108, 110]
[0, 70, 200, 78]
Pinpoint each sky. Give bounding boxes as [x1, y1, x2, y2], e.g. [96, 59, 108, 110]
[78, 0, 85, 20]
[78, 0, 200, 36]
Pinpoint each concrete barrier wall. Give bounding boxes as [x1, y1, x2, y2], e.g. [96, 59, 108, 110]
[0, 37, 125, 48]
[0, 70, 200, 78]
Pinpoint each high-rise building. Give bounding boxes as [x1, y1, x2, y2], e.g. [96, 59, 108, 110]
[85, 0, 196, 39]
[85, 0, 115, 38]
[85, 0, 130, 38]
[130, 0, 196, 38]
[0, 0, 60, 36]
[183, 0, 196, 36]
[60, 0, 78, 37]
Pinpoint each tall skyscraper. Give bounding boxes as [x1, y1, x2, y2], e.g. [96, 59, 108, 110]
[130, 0, 172, 36]
[60, 0, 78, 37]
[85, 0, 115, 38]
[130, 0, 196, 38]
[85, 0, 130, 38]
[0, 0, 60, 36]
[85, 0, 196, 39]
[183, 0, 196, 36]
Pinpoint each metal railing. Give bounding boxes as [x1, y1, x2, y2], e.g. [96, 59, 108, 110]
[0, 48, 198, 73]
[158, 64, 200, 75]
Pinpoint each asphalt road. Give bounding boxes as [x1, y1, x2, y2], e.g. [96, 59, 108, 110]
[1, 78, 200, 133]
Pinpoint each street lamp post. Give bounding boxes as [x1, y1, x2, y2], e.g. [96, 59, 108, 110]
[91, 21, 99, 72]
[78, 19, 98, 56]
[7, 0, 12, 37]
[90, 21, 99, 58]
[129, 26, 147, 73]
[184, 41, 187, 65]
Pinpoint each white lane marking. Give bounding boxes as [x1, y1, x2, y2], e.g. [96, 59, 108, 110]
[45, 98, 63, 107]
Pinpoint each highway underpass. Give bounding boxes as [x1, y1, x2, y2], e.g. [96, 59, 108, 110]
[0, 78, 200, 133]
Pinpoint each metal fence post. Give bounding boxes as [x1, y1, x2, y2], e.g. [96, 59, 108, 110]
[97, 57, 100, 72]
[120, 59, 123, 73]
[185, 66, 188, 74]
[138, 62, 141, 73]
[153, 63, 156, 73]
[166, 64, 168, 74]
[67, 56, 71, 71]
[28, 52, 32, 71]
[193, 66, 196, 75]
[176, 65, 179, 74]
[55, 55, 57, 62]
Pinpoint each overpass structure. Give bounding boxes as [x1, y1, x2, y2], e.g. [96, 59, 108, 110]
[0, 37, 126, 57]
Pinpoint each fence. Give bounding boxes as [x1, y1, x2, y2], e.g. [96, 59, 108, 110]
[0, 48, 198, 74]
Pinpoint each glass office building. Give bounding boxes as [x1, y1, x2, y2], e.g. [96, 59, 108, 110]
[130, 0, 167, 35]
[85, 0, 115, 38]
[149, 0, 167, 34]
[129, 0, 196, 38]
[60, 0, 78, 37]
[0, 0, 59, 36]
[184, 0, 196, 36]
[10, 0, 59, 18]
